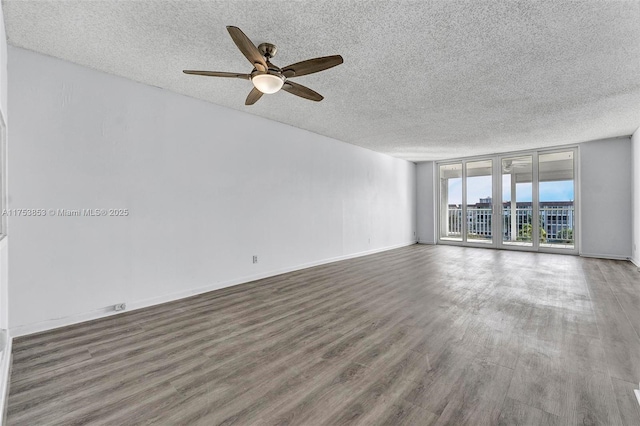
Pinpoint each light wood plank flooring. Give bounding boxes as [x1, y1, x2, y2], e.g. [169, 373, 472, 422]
[7, 245, 640, 425]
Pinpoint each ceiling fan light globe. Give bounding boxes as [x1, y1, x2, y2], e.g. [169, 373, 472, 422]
[252, 73, 284, 94]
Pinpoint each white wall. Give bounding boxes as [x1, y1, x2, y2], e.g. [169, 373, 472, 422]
[416, 162, 436, 244]
[0, 0, 7, 331]
[0, 3, 10, 420]
[580, 137, 632, 259]
[8, 46, 416, 335]
[632, 129, 640, 266]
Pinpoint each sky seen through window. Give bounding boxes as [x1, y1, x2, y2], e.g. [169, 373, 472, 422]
[446, 176, 574, 205]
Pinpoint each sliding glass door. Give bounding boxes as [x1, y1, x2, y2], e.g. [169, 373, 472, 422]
[499, 155, 535, 249]
[438, 148, 577, 253]
[466, 160, 494, 244]
[538, 151, 576, 251]
[439, 163, 463, 241]
[438, 158, 496, 247]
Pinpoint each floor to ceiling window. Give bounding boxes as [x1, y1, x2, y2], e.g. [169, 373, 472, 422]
[439, 163, 463, 241]
[438, 147, 577, 253]
[466, 160, 493, 244]
[501, 155, 533, 247]
[538, 151, 575, 250]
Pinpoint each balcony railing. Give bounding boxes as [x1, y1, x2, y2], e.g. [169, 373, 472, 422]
[445, 206, 574, 244]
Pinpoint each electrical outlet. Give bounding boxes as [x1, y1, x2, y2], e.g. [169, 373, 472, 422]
[253, 255, 258, 264]
[114, 303, 126, 311]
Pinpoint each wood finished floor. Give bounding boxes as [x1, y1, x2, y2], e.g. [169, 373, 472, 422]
[7, 245, 640, 425]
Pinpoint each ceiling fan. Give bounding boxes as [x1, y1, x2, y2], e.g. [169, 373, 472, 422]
[503, 158, 531, 173]
[183, 26, 343, 105]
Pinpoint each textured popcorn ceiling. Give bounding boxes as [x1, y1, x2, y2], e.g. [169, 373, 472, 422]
[3, 0, 640, 161]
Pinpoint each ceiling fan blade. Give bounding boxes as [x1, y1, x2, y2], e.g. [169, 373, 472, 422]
[226, 26, 268, 72]
[245, 87, 263, 105]
[281, 55, 343, 78]
[183, 70, 250, 80]
[282, 81, 323, 102]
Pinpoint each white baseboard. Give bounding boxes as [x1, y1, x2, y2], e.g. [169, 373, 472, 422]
[580, 253, 631, 261]
[11, 240, 417, 337]
[630, 257, 640, 268]
[11, 305, 128, 338]
[635, 388, 640, 407]
[0, 330, 12, 425]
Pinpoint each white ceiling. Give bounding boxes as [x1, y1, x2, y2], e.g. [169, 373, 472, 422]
[3, 0, 640, 162]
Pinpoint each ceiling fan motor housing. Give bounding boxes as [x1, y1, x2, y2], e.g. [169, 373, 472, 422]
[258, 43, 277, 59]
